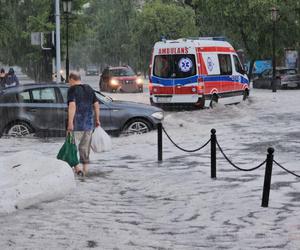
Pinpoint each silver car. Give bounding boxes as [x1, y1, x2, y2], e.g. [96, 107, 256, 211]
[0, 83, 164, 137]
[253, 68, 300, 89]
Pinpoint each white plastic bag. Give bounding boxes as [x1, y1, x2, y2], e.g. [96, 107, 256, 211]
[91, 126, 112, 153]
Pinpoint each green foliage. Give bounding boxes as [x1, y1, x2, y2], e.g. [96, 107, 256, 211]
[1, 0, 300, 79]
[129, 0, 197, 73]
[0, 0, 87, 81]
[190, 0, 300, 63]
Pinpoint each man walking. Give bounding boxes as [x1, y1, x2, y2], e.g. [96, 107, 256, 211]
[67, 71, 100, 176]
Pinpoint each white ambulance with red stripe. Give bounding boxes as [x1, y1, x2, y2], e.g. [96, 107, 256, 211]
[149, 37, 249, 108]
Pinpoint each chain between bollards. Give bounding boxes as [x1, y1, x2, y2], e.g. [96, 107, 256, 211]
[157, 123, 163, 162]
[261, 147, 274, 208]
[210, 128, 216, 179]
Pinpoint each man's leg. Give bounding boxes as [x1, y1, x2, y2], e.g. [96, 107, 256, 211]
[78, 131, 92, 176]
[73, 132, 84, 174]
[73, 164, 82, 174]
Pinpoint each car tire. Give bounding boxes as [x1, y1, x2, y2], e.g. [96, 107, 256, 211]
[243, 89, 249, 101]
[122, 118, 151, 135]
[6, 122, 34, 137]
[209, 94, 218, 108]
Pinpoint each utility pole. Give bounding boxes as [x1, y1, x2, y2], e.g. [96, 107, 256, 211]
[55, 0, 62, 83]
[270, 7, 279, 93]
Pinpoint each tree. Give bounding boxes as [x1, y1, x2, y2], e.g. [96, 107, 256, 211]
[0, 0, 87, 81]
[186, 0, 300, 76]
[130, 0, 198, 74]
[70, 0, 137, 68]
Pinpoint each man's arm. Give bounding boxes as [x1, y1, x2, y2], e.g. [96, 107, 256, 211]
[93, 101, 100, 127]
[67, 101, 76, 131]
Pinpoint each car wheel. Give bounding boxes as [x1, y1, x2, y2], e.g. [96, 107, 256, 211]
[209, 94, 218, 108]
[243, 89, 249, 101]
[6, 122, 33, 137]
[122, 118, 151, 135]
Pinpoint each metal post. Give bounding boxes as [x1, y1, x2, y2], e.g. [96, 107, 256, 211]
[210, 128, 216, 178]
[55, 0, 61, 83]
[271, 13, 277, 92]
[65, 13, 69, 83]
[261, 147, 274, 207]
[158, 123, 162, 162]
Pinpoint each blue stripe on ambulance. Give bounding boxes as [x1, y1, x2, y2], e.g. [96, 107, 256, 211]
[151, 75, 249, 86]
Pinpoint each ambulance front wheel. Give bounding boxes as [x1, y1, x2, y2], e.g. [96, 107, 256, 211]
[209, 94, 219, 108]
[243, 89, 249, 101]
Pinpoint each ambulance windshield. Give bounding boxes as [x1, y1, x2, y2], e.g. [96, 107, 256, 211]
[153, 54, 196, 78]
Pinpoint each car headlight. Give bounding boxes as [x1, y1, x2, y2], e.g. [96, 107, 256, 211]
[110, 79, 119, 86]
[151, 111, 164, 120]
[136, 78, 143, 85]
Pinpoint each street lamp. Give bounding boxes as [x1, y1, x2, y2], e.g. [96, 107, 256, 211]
[270, 6, 279, 92]
[62, 0, 72, 83]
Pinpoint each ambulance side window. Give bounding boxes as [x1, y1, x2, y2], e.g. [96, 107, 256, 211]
[233, 55, 244, 74]
[218, 54, 232, 75]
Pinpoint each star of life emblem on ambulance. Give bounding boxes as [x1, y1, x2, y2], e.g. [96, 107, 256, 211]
[178, 57, 193, 72]
[207, 57, 214, 71]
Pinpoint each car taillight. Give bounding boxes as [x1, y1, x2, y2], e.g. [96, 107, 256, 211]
[197, 77, 204, 93]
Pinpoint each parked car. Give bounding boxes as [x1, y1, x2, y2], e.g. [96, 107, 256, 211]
[0, 83, 164, 137]
[253, 67, 300, 89]
[85, 65, 99, 76]
[99, 66, 143, 93]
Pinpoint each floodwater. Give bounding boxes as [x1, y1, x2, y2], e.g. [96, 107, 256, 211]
[0, 80, 300, 249]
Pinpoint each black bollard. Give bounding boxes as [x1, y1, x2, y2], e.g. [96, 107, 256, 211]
[158, 123, 163, 162]
[261, 147, 274, 208]
[210, 128, 216, 178]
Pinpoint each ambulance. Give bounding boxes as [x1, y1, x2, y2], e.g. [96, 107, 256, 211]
[149, 37, 249, 108]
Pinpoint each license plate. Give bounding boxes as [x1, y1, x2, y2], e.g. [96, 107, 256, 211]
[157, 97, 172, 103]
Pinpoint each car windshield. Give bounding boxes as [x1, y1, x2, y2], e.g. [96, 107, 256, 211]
[110, 68, 135, 77]
[153, 54, 196, 78]
[95, 91, 113, 103]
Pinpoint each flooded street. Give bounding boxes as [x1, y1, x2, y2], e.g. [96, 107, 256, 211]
[1, 88, 300, 249]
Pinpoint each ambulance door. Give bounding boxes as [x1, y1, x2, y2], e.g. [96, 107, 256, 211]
[173, 54, 197, 97]
[202, 53, 221, 94]
[232, 54, 247, 91]
[152, 54, 174, 102]
[218, 54, 233, 93]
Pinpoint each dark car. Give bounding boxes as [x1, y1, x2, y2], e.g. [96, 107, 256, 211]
[0, 83, 164, 137]
[85, 65, 99, 76]
[99, 66, 143, 93]
[253, 67, 300, 89]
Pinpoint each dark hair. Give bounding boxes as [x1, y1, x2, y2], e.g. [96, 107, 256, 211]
[8, 68, 14, 74]
[69, 71, 81, 81]
[0, 68, 4, 73]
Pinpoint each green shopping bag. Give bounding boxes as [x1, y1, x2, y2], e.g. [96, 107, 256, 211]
[57, 133, 79, 167]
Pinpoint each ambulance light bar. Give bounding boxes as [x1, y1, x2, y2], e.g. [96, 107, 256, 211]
[187, 37, 226, 41]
